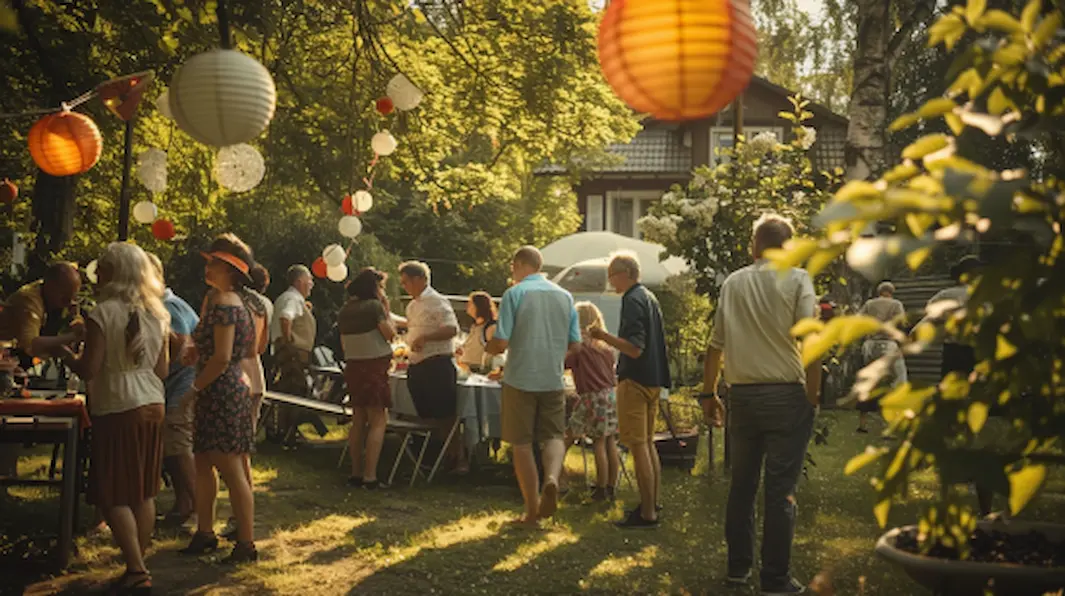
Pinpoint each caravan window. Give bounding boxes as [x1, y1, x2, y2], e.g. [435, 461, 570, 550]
[557, 264, 607, 293]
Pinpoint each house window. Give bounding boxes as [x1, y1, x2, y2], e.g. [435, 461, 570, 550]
[604, 190, 664, 239]
[710, 126, 785, 164]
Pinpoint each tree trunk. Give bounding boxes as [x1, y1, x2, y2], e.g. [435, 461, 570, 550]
[844, 0, 892, 182]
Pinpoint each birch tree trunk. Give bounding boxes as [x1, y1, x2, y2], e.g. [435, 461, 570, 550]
[844, 0, 892, 182]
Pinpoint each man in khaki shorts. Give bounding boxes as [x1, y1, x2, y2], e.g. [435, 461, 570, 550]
[487, 246, 581, 527]
[591, 252, 671, 529]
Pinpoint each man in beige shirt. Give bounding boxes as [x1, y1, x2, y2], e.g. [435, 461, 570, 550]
[700, 214, 820, 596]
[857, 281, 907, 433]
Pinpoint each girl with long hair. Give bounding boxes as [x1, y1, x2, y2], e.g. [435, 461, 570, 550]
[458, 291, 496, 373]
[63, 242, 171, 594]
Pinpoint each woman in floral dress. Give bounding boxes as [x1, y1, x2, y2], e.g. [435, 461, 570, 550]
[179, 236, 261, 564]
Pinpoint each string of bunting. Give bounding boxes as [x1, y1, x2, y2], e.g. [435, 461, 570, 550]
[313, 73, 423, 283]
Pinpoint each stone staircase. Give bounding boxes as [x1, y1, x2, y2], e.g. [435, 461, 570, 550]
[891, 275, 952, 382]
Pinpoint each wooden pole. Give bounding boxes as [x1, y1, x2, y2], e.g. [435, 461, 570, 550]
[116, 118, 135, 241]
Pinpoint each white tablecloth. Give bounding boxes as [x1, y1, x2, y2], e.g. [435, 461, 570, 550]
[389, 373, 502, 451]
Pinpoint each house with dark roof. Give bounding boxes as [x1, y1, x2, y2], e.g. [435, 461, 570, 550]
[538, 76, 849, 238]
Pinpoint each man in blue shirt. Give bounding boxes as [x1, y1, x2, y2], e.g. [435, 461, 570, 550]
[150, 254, 201, 525]
[487, 246, 581, 527]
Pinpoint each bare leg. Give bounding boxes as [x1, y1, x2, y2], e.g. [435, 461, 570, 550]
[213, 453, 255, 543]
[650, 437, 662, 510]
[348, 408, 368, 478]
[559, 432, 573, 491]
[593, 437, 608, 488]
[512, 443, 540, 521]
[132, 498, 155, 557]
[363, 408, 387, 483]
[606, 435, 620, 488]
[194, 452, 218, 535]
[166, 453, 197, 516]
[631, 442, 658, 521]
[104, 505, 147, 573]
[541, 438, 565, 487]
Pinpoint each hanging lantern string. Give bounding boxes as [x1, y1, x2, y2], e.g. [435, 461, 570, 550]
[217, 0, 232, 49]
[0, 88, 98, 120]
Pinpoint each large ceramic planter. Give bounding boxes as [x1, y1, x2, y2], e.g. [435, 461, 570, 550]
[876, 519, 1065, 595]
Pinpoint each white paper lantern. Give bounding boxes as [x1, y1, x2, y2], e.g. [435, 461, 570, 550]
[85, 260, 98, 285]
[132, 201, 158, 225]
[214, 144, 265, 193]
[326, 263, 349, 282]
[168, 49, 277, 146]
[371, 130, 397, 156]
[155, 89, 172, 119]
[322, 244, 346, 267]
[386, 73, 423, 111]
[353, 190, 374, 213]
[338, 215, 363, 238]
[136, 148, 168, 194]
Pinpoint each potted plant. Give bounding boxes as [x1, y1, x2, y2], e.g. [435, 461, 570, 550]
[772, 1, 1065, 593]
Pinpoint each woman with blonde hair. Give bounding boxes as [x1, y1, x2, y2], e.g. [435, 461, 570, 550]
[63, 242, 170, 594]
[564, 301, 620, 501]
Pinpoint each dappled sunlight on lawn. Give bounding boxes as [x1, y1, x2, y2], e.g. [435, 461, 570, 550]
[490, 526, 579, 572]
[587, 544, 658, 577]
[250, 466, 279, 489]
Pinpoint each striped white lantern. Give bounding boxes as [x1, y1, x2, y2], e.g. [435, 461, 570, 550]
[168, 49, 277, 147]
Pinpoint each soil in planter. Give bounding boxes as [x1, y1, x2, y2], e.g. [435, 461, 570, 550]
[896, 527, 1065, 567]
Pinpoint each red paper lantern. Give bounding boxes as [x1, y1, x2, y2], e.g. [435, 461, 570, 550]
[598, 0, 758, 121]
[151, 219, 176, 241]
[0, 179, 17, 204]
[28, 111, 103, 176]
[375, 97, 395, 116]
[312, 257, 329, 279]
[341, 194, 356, 216]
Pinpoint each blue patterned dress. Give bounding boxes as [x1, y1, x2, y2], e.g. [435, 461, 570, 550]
[193, 304, 255, 454]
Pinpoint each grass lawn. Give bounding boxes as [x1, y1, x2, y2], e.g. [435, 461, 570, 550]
[3, 409, 1064, 595]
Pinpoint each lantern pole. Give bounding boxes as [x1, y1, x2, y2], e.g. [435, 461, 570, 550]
[117, 118, 135, 241]
[217, 0, 231, 49]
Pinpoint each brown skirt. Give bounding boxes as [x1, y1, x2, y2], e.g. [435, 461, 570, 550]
[344, 357, 393, 409]
[88, 403, 165, 508]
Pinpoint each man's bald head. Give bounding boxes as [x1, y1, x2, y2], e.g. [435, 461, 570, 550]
[42, 262, 81, 310]
[510, 245, 544, 283]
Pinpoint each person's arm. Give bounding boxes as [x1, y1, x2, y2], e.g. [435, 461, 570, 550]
[700, 346, 725, 426]
[154, 329, 170, 380]
[192, 300, 239, 392]
[485, 290, 516, 355]
[62, 319, 105, 381]
[279, 317, 294, 343]
[375, 302, 396, 342]
[19, 297, 80, 357]
[796, 274, 821, 407]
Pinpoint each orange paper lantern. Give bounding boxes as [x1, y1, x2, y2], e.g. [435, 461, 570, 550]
[598, 0, 758, 121]
[151, 219, 176, 241]
[0, 179, 17, 204]
[27, 112, 103, 176]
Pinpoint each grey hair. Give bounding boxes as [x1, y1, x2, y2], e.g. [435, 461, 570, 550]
[287, 264, 312, 286]
[608, 251, 641, 281]
[398, 260, 431, 282]
[877, 281, 896, 296]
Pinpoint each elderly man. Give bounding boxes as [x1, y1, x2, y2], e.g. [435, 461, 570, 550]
[394, 261, 463, 464]
[590, 252, 671, 529]
[0, 262, 84, 477]
[857, 281, 907, 433]
[701, 214, 819, 596]
[486, 246, 580, 526]
[271, 265, 318, 445]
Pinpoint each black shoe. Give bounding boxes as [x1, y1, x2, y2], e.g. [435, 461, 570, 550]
[221, 541, 258, 564]
[179, 532, 218, 555]
[347, 476, 363, 487]
[626, 503, 663, 518]
[726, 570, 752, 586]
[615, 507, 658, 530]
[362, 479, 388, 490]
[589, 487, 608, 502]
[761, 578, 806, 595]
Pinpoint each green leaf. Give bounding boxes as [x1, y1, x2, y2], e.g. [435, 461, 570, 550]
[968, 402, 989, 433]
[966, 0, 987, 24]
[945, 113, 966, 135]
[976, 10, 1025, 35]
[995, 335, 1018, 360]
[880, 385, 936, 423]
[836, 180, 882, 202]
[790, 318, 825, 338]
[1008, 464, 1046, 514]
[918, 98, 958, 119]
[889, 113, 920, 132]
[1021, 0, 1041, 31]
[874, 498, 892, 528]
[838, 315, 886, 346]
[987, 87, 1012, 115]
[845, 447, 888, 475]
[1033, 13, 1062, 49]
[0, 1, 16, 32]
[902, 134, 951, 160]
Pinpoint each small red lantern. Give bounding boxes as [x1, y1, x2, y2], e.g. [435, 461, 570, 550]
[375, 97, 394, 116]
[598, 0, 758, 121]
[0, 179, 17, 204]
[341, 194, 356, 216]
[312, 257, 329, 279]
[151, 219, 176, 241]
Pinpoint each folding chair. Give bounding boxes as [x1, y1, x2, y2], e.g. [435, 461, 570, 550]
[337, 417, 460, 487]
[578, 436, 634, 492]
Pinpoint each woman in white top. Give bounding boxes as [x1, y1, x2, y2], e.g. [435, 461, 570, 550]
[457, 291, 496, 373]
[63, 242, 169, 595]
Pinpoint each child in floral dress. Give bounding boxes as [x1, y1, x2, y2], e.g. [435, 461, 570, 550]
[564, 301, 620, 501]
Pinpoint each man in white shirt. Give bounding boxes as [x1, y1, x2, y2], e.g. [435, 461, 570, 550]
[270, 264, 319, 445]
[395, 261, 459, 419]
[700, 214, 820, 596]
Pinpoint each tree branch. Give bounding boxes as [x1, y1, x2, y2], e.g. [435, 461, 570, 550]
[887, 0, 937, 68]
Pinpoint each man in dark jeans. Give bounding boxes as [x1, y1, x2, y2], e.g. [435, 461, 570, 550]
[701, 214, 821, 596]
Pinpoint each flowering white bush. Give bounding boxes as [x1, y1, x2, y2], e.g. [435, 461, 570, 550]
[638, 98, 840, 298]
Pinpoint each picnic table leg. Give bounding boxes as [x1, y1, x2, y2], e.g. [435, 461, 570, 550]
[57, 423, 78, 568]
